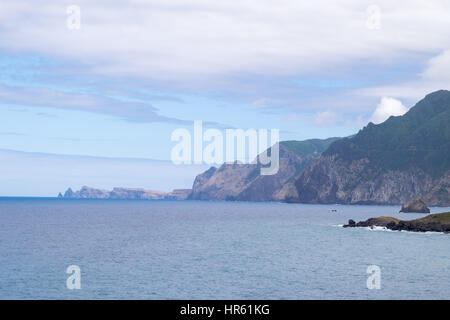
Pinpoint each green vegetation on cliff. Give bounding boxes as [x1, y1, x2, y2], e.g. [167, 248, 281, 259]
[324, 90, 450, 177]
[281, 137, 341, 157]
[415, 211, 450, 224]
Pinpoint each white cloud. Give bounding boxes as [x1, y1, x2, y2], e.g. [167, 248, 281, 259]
[1, 0, 450, 81]
[354, 50, 450, 103]
[370, 97, 408, 124]
[314, 110, 338, 126]
[422, 49, 450, 82]
[0, 0, 449, 125]
[0, 83, 188, 123]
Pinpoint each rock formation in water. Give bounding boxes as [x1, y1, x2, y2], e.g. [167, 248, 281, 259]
[400, 198, 430, 213]
[294, 90, 450, 206]
[343, 212, 450, 233]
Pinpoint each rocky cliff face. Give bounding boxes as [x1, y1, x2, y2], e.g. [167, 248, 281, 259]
[294, 155, 443, 205]
[423, 171, 450, 206]
[295, 90, 450, 206]
[190, 138, 339, 202]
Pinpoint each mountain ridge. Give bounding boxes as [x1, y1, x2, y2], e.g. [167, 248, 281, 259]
[294, 90, 450, 205]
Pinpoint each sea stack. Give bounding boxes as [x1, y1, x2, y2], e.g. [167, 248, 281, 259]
[400, 198, 430, 213]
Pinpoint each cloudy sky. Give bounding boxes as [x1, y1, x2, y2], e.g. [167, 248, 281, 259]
[1, 0, 450, 195]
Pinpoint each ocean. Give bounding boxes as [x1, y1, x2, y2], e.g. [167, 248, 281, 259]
[0, 198, 449, 299]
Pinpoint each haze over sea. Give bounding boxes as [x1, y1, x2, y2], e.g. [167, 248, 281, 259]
[0, 198, 449, 299]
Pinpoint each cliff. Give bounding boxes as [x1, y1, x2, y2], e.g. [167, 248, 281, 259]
[294, 90, 450, 205]
[189, 138, 340, 202]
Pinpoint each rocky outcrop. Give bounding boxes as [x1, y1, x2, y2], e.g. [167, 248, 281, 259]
[343, 212, 450, 233]
[343, 216, 400, 228]
[400, 198, 430, 213]
[189, 138, 340, 202]
[59, 186, 191, 200]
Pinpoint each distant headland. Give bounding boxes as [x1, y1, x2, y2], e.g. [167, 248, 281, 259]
[58, 186, 191, 200]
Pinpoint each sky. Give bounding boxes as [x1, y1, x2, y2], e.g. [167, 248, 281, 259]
[1, 0, 450, 196]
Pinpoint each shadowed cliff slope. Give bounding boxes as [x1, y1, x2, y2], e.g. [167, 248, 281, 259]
[189, 138, 340, 202]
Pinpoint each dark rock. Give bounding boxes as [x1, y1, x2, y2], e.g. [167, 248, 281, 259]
[355, 217, 400, 228]
[386, 221, 397, 229]
[343, 219, 356, 228]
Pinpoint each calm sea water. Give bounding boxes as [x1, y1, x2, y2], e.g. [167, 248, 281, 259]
[0, 198, 449, 300]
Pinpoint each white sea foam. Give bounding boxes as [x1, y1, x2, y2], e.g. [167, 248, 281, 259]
[364, 226, 392, 232]
[339, 224, 447, 235]
[364, 226, 446, 235]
